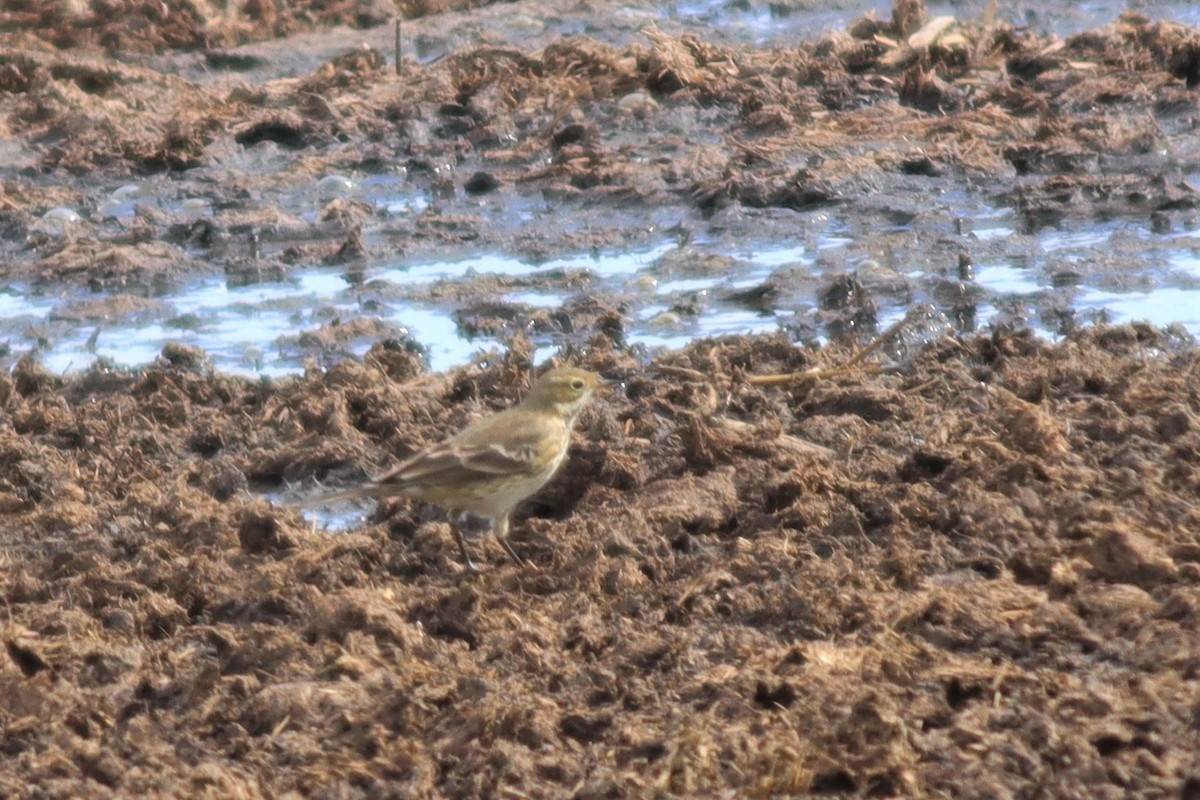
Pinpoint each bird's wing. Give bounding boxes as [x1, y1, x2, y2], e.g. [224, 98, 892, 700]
[458, 439, 544, 476]
[374, 417, 550, 489]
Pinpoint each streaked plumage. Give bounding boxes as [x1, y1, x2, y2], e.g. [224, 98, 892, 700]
[304, 367, 601, 571]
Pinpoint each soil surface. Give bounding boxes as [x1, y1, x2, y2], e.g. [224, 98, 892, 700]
[5, 327, 1200, 799]
[4, 1, 1200, 798]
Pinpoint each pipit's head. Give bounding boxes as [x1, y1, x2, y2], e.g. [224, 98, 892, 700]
[524, 367, 602, 421]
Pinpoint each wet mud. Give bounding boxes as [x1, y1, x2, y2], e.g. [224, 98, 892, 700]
[4, 0, 1200, 797]
[3, 0, 1200, 282]
[4, 0, 1200, 377]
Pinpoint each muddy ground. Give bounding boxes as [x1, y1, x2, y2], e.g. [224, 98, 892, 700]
[4, 0, 1200, 798]
[3, 0, 1200, 283]
[4, 326, 1200, 799]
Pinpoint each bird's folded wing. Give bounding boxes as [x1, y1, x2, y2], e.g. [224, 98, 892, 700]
[459, 441, 543, 476]
[376, 434, 545, 489]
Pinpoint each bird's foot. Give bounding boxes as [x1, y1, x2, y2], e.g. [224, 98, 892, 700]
[457, 558, 483, 578]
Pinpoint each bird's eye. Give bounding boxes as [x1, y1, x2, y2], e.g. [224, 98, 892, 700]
[571, 379, 585, 390]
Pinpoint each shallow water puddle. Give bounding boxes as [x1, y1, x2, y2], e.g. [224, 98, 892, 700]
[0, 240, 690, 376]
[629, 306, 782, 352]
[970, 221, 1200, 335]
[974, 262, 1040, 295]
[4, 210, 1200, 377]
[374, 242, 677, 283]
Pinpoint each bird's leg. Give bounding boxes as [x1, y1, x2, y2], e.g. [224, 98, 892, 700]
[496, 537, 525, 568]
[492, 515, 525, 567]
[450, 516, 481, 574]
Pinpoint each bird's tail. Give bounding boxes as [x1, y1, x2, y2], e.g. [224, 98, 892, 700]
[294, 484, 388, 509]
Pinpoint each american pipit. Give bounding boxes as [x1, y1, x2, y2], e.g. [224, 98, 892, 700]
[304, 367, 601, 572]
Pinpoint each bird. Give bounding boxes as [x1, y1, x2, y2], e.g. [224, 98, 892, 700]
[302, 367, 602, 572]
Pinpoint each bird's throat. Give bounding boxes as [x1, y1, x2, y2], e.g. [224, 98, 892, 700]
[555, 399, 584, 422]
